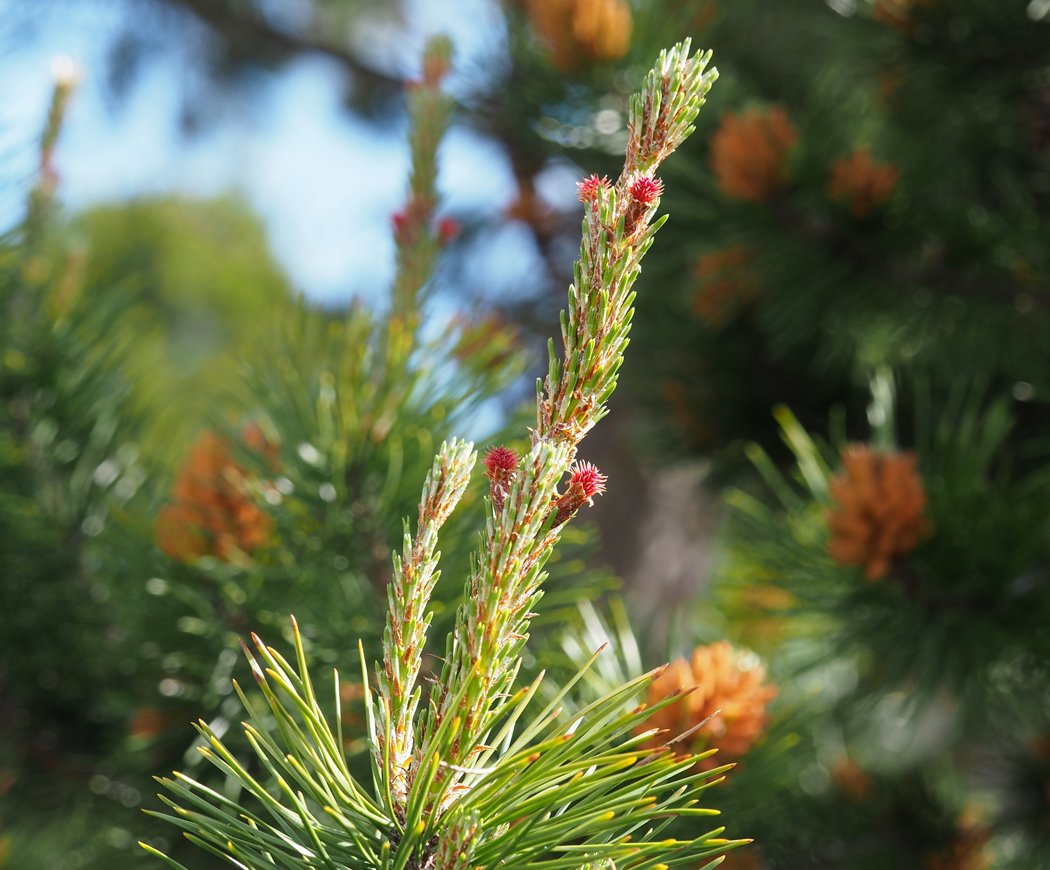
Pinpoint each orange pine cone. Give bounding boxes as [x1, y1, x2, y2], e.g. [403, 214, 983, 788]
[826, 148, 899, 218]
[827, 445, 931, 581]
[710, 106, 798, 202]
[690, 245, 760, 326]
[639, 641, 776, 768]
[155, 426, 276, 563]
[527, 0, 632, 71]
[171, 431, 228, 505]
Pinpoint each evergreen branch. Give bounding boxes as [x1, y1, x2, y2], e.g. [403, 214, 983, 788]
[431, 809, 479, 869]
[389, 35, 455, 345]
[146, 41, 732, 870]
[13, 59, 80, 303]
[376, 437, 477, 810]
[420, 40, 718, 795]
[148, 625, 397, 866]
[424, 657, 742, 868]
[376, 34, 456, 437]
[148, 618, 743, 868]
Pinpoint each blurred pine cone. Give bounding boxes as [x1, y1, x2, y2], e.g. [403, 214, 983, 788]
[527, 0, 632, 71]
[155, 426, 276, 563]
[827, 445, 931, 581]
[640, 641, 777, 767]
[826, 148, 899, 218]
[710, 106, 798, 202]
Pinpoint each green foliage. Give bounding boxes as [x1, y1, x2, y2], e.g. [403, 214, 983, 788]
[137, 36, 525, 780]
[145, 40, 743, 869]
[498, 0, 1050, 464]
[0, 79, 183, 870]
[144, 621, 737, 869]
[705, 382, 1050, 865]
[70, 196, 293, 459]
[720, 385, 1050, 705]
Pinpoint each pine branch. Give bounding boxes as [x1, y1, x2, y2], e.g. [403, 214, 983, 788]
[388, 35, 455, 355]
[375, 35, 456, 437]
[418, 40, 718, 797]
[16, 59, 79, 294]
[376, 438, 477, 808]
[146, 40, 739, 870]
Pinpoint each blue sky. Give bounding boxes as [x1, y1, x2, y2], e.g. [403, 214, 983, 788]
[2, 0, 539, 305]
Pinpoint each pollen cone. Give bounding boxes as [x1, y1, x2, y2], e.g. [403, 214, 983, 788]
[710, 106, 798, 202]
[155, 426, 276, 563]
[827, 445, 931, 581]
[527, 0, 632, 71]
[640, 641, 776, 768]
[827, 148, 899, 218]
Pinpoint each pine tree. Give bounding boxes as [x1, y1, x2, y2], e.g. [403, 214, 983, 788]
[141, 39, 745, 870]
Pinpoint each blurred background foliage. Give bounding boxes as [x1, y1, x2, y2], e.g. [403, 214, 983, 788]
[2, 0, 1050, 868]
[73, 196, 293, 458]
